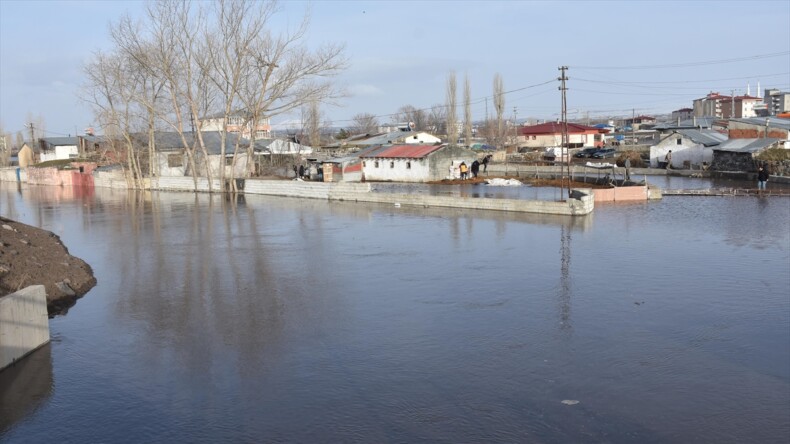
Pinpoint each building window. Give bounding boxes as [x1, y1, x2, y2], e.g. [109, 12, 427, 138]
[390, 161, 394, 168]
[406, 161, 411, 169]
[167, 154, 181, 168]
[676, 138, 682, 145]
[374, 161, 379, 168]
[531, 135, 536, 140]
[362, 161, 366, 167]
[225, 156, 234, 166]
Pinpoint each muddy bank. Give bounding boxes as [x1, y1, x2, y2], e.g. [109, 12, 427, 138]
[0, 216, 96, 317]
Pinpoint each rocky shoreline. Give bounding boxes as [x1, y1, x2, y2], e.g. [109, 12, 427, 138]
[0, 217, 96, 317]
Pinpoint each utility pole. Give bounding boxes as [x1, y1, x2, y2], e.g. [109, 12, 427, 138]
[27, 123, 35, 146]
[513, 106, 518, 146]
[558, 66, 569, 199]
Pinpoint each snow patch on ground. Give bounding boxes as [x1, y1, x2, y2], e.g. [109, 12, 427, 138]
[485, 178, 523, 186]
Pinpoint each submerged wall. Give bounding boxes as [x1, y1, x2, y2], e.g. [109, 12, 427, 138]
[0, 285, 49, 371]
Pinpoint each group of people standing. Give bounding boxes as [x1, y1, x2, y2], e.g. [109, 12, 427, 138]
[458, 160, 479, 180]
[455, 155, 492, 180]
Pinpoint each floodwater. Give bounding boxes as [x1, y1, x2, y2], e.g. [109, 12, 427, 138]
[1, 181, 788, 443]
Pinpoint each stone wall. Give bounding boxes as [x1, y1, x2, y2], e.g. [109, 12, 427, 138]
[710, 151, 757, 172]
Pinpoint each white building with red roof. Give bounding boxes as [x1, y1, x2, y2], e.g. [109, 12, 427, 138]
[517, 122, 609, 149]
[359, 144, 477, 182]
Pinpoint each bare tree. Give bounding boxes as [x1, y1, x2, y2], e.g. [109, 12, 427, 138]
[350, 112, 379, 135]
[493, 73, 505, 148]
[83, 0, 346, 190]
[446, 72, 457, 145]
[463, 74, 472, 147]
[427, 104, 445, 134]
[395, 105, 426, 131]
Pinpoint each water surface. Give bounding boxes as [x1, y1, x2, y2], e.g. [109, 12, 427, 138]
[1, 182, 788, 443]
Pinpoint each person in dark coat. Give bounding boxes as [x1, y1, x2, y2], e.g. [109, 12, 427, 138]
[298, 164, 305, 179]
[482, 154, 491, 172]
[471, 160, 480, 178]
[757, 166, 769, 191]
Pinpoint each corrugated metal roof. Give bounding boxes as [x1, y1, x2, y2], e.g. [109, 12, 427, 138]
[730, 117, 790, 131]
[520, 122, 605, 135]
[654, 117, 716, 131]
[676, 129, 728, 146]
[360, 144, 443, 159]
[40, 137, 78, 146]
[714, 138, 781, 153]
[350, 130, 416, 146]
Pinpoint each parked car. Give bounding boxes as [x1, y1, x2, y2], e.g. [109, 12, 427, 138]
[574, 147, 599, 158]
[592, 148, 616, 159]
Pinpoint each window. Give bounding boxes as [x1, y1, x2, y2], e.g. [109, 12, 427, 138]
[406, 161, 411, 169]
[167, 154, 181, 168]
[362, 161, 366, 167]
[374, 161, 379, 168]
[390, 161, 394, 168]
[676, 138, 682, 145]
[531, 135, 536, 140]
[225, 156, 234, 166]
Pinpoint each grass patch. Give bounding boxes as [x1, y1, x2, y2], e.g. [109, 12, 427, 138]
[756, 148, 790, 162]
[33, 159, 79, 169]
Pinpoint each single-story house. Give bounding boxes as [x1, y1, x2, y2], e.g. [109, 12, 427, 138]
[37, 135, 105, 162]
[320, 144, 396, 183]
[39, 137, 79, 162]
[710, 138, 784, 172]
[649, 129, 727, 168]
[518, 122, 609, 149]
[18, 141, 38, 167]
[144, 131, 263, 178]
[360, 144, 477, 182]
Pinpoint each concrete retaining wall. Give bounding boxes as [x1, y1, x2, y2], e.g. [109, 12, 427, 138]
[0, 167, 26, 182]
[593, 186, 649, 202]
[338, 190, 594, 215]
[0, 285, 49, 371]
[242, 180, 593, 215]
[151, 176, 223, 193]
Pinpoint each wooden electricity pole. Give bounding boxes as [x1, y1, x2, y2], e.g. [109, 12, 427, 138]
[559, 66, 569, 199]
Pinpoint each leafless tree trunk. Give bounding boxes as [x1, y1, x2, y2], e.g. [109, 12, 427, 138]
[493, 73, 505, 149]
[463, 74, 472, 147]
[446, 72, 457, 145]
[306, 100, 321, 149]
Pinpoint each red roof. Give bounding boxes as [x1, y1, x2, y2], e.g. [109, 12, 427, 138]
[363, 144, 443, 159]
[520, 122, 605, 136]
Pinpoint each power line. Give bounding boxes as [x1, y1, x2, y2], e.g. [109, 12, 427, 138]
[573, 72, 789, 86]
[572, 51, 789, 70]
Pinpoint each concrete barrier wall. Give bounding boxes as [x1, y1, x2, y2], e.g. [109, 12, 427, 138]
[330, 184, 592, 215]
[151, 176, 223, 193]
[593, 186, 649, 202]
[94, 170, 130, 189]
[0, 285, 49, 371]
[0, 167, 25, 182]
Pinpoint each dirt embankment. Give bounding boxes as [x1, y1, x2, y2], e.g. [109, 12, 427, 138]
[0, 217, 97, 317]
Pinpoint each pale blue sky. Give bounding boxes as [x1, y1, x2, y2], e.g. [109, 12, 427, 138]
[1, 0, 788, 137]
